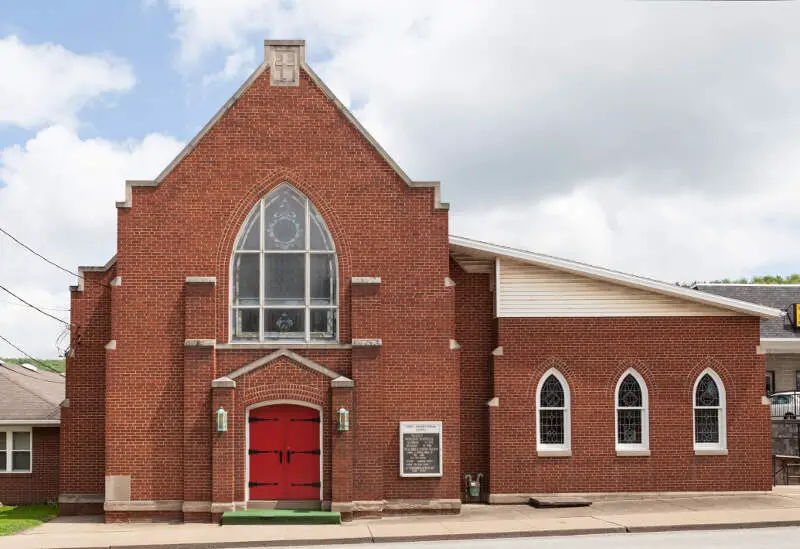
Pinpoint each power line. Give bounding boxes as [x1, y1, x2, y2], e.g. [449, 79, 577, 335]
[0, 226, 110, 288]
[0, 298, 70, 312]
[0, 333, 65, 376]
[0, 284, 73, 327]
[0, 360, 65, 384]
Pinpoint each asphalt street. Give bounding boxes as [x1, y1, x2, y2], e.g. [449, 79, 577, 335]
[291, 526, 800, 549]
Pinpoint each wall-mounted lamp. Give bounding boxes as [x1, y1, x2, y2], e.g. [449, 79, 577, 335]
[216, 407, 228, 432]
[337, 407, 350, 432]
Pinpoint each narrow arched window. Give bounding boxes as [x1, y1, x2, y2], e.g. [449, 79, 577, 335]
[615, 370, 649, 454]
[693, 369, 727, 453]
[536, 369, 571, 455]
[231, 184, 337, 342]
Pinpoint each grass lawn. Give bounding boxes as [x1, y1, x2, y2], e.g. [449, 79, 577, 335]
[0, 504, 58, 536]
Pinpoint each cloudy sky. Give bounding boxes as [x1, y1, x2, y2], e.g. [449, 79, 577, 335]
[2, 1, 800, 357]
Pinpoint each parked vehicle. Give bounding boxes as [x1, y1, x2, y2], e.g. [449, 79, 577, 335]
[770, 392, 800, 419]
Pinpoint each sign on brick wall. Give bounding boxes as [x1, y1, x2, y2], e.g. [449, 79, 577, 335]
[400, 421, 442, 477]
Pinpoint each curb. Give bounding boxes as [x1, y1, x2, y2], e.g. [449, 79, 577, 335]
[45, 518, 800, 549]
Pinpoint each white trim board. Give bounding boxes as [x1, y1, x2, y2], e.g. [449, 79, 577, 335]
[758, 338, 800, 354]
[450, 235, 783, 319]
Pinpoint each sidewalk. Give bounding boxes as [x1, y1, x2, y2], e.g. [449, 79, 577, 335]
[6, 488, 800, 549]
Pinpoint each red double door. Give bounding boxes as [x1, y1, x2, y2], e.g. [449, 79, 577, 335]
[248, 404, 321, 500]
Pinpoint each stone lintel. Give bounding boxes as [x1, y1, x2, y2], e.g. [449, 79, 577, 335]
[351, 276, 382, 285]
[212, 376, 236, 389]
[186, 276, 217, 284]
[184, 339, 216, 348]
[352, 338, 382, 348]
[331, 376, 355, 388]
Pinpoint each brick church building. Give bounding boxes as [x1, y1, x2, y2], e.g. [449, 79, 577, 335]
[60, 40, 781, 522]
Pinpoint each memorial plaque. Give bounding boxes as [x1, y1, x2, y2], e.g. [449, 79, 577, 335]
[400, 421, 443, 477]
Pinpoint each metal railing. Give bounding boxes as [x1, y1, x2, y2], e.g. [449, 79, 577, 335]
[769, 391, 800, 419]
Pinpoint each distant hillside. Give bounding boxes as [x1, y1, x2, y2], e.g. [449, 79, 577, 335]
[2, 358, 65, 373]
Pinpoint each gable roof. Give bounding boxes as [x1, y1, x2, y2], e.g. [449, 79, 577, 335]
[116, 40, 446, 211]
[694, 284, 798, 338]
[450, 235, 783, 319]
[217, 348, 353, 388]
[0, 360, 64, 423]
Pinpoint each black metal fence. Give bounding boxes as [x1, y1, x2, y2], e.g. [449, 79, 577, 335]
[773, 419, 800, 485]
[769, 392, 800, 419]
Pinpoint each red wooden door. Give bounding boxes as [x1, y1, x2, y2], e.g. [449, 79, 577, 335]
[248, 404, 320, 500]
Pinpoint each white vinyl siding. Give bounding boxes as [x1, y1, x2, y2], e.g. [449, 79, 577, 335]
[496, 259, 741, 318]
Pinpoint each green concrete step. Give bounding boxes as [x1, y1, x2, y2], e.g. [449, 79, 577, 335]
[221, 508, 341, 525]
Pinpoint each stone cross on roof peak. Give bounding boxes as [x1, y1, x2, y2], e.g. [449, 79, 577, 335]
[265, 40, 305, 87]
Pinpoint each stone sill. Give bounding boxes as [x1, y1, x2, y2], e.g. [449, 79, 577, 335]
[694, 448, 728, 456]
[217, 343, 352, 350]
[616, 449, 651, 457]
[0, 471, 32, 476]
[537, 449, 572, 458]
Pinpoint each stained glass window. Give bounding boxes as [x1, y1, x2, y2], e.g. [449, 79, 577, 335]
[231, 184, 337, 342]
[693, 371, 725, 448]
[537, 371, 570, 450]
[616, 373, 646, 446]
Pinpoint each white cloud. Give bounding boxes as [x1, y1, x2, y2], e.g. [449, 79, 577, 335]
[158, 0, 800, 283]
[0, 35, 135, 130]
[0, 126, 184, 358]
[201, 47, 256, 87]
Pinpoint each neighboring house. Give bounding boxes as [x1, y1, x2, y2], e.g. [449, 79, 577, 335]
[694, 285, 800, 395]
[61, 40, 783, 523]
[0, 360, 63, 505]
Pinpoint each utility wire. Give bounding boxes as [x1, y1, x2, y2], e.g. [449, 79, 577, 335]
[0, 298, 69, 312]
[0, 284, 73, 327]
[0, 333, 65, 376]
[0, 360, 65, 383]
[0, 226, 111, 288]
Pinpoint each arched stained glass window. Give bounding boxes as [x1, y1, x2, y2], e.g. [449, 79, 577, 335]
[231, 184, 337, 342]
[693, 369, 727, 452]
[536, 369, 571, 454]
[615, 369, 649, 452]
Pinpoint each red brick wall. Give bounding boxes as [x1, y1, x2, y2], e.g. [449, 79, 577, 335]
[451, 260, 495, 500]
[0, 427, 60, 505]
[490, 316, 771, 494]
[89, 64, 456, 508]
[61, 269, 112, 501]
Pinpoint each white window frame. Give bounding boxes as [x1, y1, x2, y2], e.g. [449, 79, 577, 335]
[692, 368, 727, 455]
[535, 368, 571, 456]
[614, 368, 650, 455]
[230, 183, 339, 344]
[0, 427, 32, 473]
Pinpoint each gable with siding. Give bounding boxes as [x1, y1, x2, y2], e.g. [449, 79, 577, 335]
[497, 258, 739, 318]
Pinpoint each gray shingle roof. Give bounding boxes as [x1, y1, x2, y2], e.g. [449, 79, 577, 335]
[694, 284, 800, 339]
[0, 361, 64, 422]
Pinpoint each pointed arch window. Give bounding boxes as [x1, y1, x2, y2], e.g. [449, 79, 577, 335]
[615, 369, 649, 454]
[536, 369, 571, 455]
[231, 184, 337, 342]
[693, 369, 727, 453]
